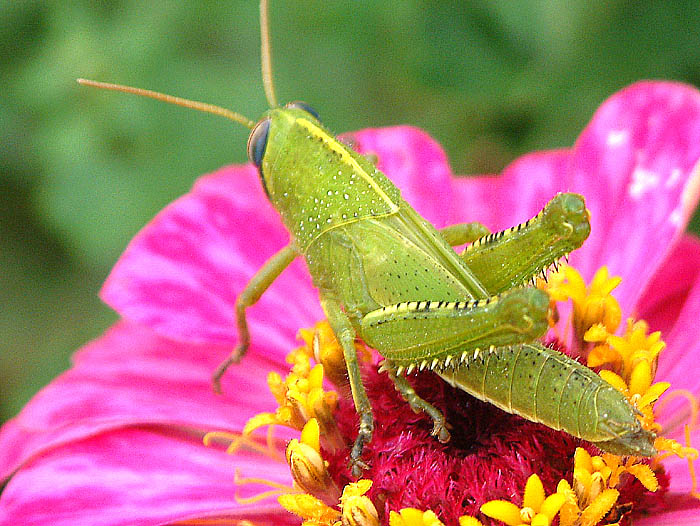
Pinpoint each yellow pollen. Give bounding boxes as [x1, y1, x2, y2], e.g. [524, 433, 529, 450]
[578, 488, 619, 526]
[547, 264, 700, 494]
[520, 506, 535, 522]
[342, 494, 379, 526]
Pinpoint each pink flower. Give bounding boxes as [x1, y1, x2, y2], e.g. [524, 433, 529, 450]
[2, 81, 700, 525]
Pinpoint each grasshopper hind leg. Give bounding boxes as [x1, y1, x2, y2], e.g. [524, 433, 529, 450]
[383, 361, 451, 443]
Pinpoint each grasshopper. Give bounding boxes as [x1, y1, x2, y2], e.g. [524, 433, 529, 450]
[80, 0, 656, 475]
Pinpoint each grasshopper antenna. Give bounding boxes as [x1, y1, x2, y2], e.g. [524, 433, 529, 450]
[76, 79, 256, 129]
[260, 0, 278, 107]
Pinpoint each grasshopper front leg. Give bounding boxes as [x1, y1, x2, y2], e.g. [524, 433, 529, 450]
[321, 295, 374, 477]
[213, 243, 298, 393]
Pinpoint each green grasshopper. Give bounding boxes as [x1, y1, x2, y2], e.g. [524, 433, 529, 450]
[80, 0, 655, 474]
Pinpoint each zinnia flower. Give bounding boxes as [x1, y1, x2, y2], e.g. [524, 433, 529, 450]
[2, 81, 700, 525]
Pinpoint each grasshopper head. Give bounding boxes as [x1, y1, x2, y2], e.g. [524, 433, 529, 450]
[593, 419, 657, 457]
[589, 384, 657, 457]
[247, 102, 322, 200]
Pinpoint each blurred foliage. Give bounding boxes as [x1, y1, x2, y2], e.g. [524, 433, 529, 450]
[2, 1, 700, 422]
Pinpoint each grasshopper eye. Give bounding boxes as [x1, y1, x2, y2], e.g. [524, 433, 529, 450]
[285, 101, 320, 121]
[247, 117, 272, 198]
[247, 117, 271, 168]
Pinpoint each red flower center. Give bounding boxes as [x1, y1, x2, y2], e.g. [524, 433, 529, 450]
[324, 361, 669, 525]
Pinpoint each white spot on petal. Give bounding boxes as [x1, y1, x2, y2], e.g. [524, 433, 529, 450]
[628, 167, 660, 199]
[665, 168, 682, 189]
[669, 208, 683, 226]
[607, 130, 628, 147]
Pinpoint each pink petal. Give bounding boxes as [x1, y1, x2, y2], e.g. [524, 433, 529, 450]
[654, 263, 700, 408]
[449, 149, 571, 231]
[637, 234, 700, 336]
[101, 163, 321, 346]
[0, 427, 294, 526]
[344, 126, 455, 227]
[450, 82, 700, 317]
[569, 82, 700, 314]
[0, 321, 290, 482]
[636, 501, 700, 526]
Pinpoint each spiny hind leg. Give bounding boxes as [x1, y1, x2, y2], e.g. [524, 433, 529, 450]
[321, 295, 373, 477]
[382, 361, 450, 442]
[361, 287, 551, 365]
[459, 193, 590, 294]
[213, 244, 298, 393]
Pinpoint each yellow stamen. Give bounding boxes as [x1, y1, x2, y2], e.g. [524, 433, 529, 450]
[341, 493, 379, 526]
[557, 447, 661, 525]
[523, 473, 546, 511]
[685, 425, 700, 500]
[480, 500, 523, 525]
[602, 319, 664, 380]
[544, 265, 623, 351]
[242, 356, 342, 449]
[278, 493, 340, 526]
[297, 320, 372, 387]
[390, 509, 444, 526]
[578, 488, 619, 526]
[202, 430, 282, 460]
[242, 320, 374, 455]
[279, 479, 378, 526]
[458, 517, 485, 526]
[556, 480, 580, 526]
[655, 388, 699, 434]
[625, 463, 658, 492]
[480, 474, 564, 526]
[234, 469, 295, 504]
[286, 419, 339, 502]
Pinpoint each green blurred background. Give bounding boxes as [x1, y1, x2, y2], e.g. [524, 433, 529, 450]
[2, 1, 700, 423]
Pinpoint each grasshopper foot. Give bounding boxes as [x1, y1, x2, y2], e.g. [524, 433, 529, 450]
[431, 417, 451, 443]
[350, 414, 374, 477]
[212, 344, 246, 394]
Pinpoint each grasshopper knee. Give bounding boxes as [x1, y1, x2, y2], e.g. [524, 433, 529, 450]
[496, 287, 549, 337]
